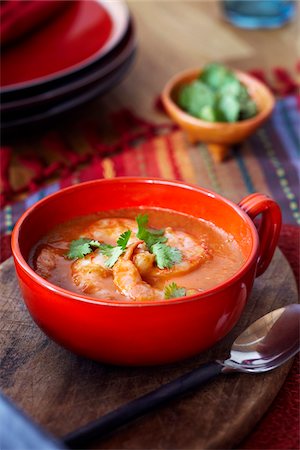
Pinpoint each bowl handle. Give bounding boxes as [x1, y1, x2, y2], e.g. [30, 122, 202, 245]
[239, 193, 282, 277]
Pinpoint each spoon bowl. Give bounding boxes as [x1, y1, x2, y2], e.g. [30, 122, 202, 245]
[221, 304, 300, 373]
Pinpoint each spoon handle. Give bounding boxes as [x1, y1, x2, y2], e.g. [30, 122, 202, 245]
[64, 361, 222, 449]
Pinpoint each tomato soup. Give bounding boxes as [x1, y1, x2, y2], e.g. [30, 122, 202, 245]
[30, 207, 245, 301]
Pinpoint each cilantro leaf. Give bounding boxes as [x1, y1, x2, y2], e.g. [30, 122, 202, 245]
[98, 243, 115, 256]
[117, 230, 132, 250]
[216, 94, 240, 123]
[178, 62, 257, 123]
[89, 240, 101, 248]
[103, 246, 124, 268]
[239, 98, 257, 120]
[238, 84, 250, 103]
[164, 282, 186, 299]
[178, 80, 215, 119]
[219, 76, 242, 98]
[66, 238, 101, 259]
[198, 104, 217, 122]
[199, 63, 232, 91]
[136, 214, 167, 249]
[146, 234, 167, 249]
[151, 243, 182, 269]
[136, 215, 182, 269]
[136, 213, 148, 230]
[136, 214, 150, 242]
[67, 231, 132, 268]
[98, 230, 132, 268]
[146, 227, 165, 236]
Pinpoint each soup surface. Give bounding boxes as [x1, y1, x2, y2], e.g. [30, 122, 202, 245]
[30, 207, 245, 301]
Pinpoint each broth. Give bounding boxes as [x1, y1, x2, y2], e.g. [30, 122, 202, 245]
[30, 207, 245, 301]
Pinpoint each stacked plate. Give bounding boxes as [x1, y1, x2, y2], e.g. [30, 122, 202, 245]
[1, 0, 136, 132]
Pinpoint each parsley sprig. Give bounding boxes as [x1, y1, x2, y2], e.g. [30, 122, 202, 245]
[136, 214, 182, 269]
[66, 230, 131, 268]
[164, 282, 186, 299]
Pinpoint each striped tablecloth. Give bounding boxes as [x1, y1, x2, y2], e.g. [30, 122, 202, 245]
[0, 95, 299, 235]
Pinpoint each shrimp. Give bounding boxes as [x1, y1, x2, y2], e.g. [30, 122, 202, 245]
[72, 219, 209, 300]
[80, 219, 209, 280]
[132, 244, 156, 278]
[165, 227, 209, 271]
[70, 219, 140, 298]
[34, 244, 64, 279]
[139, 227, 210, 281]
[82, 218, 138, 246]
[113, 242, 164, 301]
[113, 243, 203, 301]
[71, 250, 112, 296]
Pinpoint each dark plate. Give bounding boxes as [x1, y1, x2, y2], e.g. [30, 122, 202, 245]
[1, 49, 136, 132]
[1, 0, 129, 93]
[1, 20, 136, 112]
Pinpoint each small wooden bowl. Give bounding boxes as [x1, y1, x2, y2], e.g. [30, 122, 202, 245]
[162, 68, 275, 162]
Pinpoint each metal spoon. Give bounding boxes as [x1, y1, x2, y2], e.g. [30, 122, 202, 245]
[64, 304, 300, 449]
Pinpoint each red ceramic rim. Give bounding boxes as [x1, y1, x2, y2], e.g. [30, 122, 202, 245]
[11, 178, 260, 307]
[163, 67, 275, 127]
[1, 0, 129, 92]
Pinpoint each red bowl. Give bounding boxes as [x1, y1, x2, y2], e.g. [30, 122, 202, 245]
[11, 178, 281, 365]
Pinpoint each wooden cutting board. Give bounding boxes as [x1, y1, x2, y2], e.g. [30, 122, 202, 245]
[0, 249, 298, 449]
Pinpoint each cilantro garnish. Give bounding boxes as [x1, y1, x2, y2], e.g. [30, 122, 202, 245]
[99, 246, 124, 268]
[67, 214, 183, 271]
[136, 214, 167, 249]
[99, 230, 132, 268]
[66, 230, 131, 268]
[179, 80, 215, 121]
[178, 63, 257, 123]
[136, 214, 182, 269]
[164, 282, 186, 299]
[117, 230, 132, 250]
[66, 238, 101, 259]
[216, 95, 240, 123]
[151, 242, 182, 269]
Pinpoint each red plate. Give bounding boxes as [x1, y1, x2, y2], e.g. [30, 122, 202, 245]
[1, 21, 136, 112]
[1, 0, 129, 91]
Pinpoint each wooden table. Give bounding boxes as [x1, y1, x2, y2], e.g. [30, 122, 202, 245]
[98, 0, 298, 122]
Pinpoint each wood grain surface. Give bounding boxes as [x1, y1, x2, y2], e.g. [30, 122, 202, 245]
[0, 249, 297, 449]
[98, 0, 298, 122]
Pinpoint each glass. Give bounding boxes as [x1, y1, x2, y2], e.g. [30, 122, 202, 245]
[221, 0, 296, 29]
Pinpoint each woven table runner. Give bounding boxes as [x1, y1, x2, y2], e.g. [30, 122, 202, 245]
[1, 95, 299, 234]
